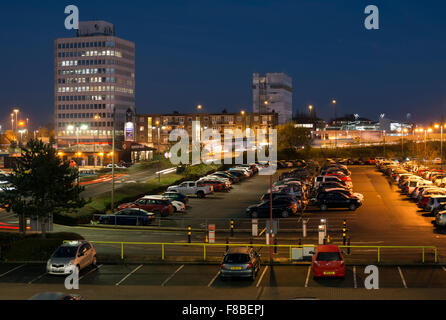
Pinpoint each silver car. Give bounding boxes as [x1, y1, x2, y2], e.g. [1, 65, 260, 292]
[220, 247, 261, 280]
[47, 241, 97, 275]
[435, 211, 446, 227]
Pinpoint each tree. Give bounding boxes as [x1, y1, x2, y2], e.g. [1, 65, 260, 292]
[277, 122, 312, 151]
[0, 139, 85, 237]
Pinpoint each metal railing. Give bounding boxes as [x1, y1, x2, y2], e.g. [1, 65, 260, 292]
[65, 240, 438, 264]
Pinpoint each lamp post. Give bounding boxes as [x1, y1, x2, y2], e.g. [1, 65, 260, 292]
[111, 107, 116, 212]
[332, 100, 337, 150]
[13, 109, 19, 141]
[152, 121, 166, 182]
[308, 105, 313, 118]
[435, 124, 445, 169]
[94, 114, 101, 168]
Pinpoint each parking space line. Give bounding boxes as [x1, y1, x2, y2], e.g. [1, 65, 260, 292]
[79, 264, 103, 280]
[207, 271, 220, 287]
[304, 266, 311, 288]
[397, 267, 408, 288]
[28, 272, 47, 284]
[161, 265, 184, 287]
[0, 264, 25, 279]
[256, 266, 268, 288]
[353, 266, 357, 288]
[115, 264, 143, 286]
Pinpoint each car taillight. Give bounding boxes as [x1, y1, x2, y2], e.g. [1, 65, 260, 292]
[221, 264, 227, 270]
[246, 262, 253, 269]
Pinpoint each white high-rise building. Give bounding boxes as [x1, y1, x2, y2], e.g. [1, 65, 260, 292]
[252, 72, 292, 124]
[54, 21, 135, 149]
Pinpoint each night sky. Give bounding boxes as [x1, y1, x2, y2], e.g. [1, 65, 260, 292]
[1, 0, 446, 129]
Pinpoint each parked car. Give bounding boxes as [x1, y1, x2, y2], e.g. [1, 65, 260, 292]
[197, 179, 229, 192]
[423, 196, 446, 213]
[220, 247, 261, 280]
[311, 245, 345, 279]
[47, 241, 97, 275]
[146, 195, 186, 213]
[246, 198, 298, 218]
[315, 191, 362, 211]
[118, 196, 174, 217]
[99, 208, 155, 226]
[162, 192, 189, 205]
[318, 188, 364, 202]
[167, 181, 213, 198]
[435, 211, 446, 228]
[29, 293, 83, 300]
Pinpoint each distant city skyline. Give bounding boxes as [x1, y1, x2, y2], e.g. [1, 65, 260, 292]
[2, 0, 446, 129]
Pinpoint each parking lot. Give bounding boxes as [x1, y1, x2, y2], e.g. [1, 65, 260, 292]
[1, 262, 445, 290]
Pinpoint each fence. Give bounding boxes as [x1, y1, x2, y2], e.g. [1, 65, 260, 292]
[65, 240, 438, 264]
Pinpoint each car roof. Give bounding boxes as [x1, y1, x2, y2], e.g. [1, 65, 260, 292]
[60, 240, 86, 247]
[142, 195, 168, 199]
[317, 245, 341, 252]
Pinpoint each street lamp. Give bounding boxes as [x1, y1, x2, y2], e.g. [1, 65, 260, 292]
[152, 122, 166, 182]
[308, 105, 313, 118]
[332, 100, 337, 149]
[13, 109, 19, 139]
[434, 124, 446, 169]
[93, 114, 101, 168]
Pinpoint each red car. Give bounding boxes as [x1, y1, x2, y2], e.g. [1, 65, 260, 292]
[197, 180, 228, 192]
[117, 196, 174, 217]
[312, 245, 345, 279]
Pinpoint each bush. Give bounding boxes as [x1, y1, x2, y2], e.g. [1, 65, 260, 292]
[0, 232, 84, 262]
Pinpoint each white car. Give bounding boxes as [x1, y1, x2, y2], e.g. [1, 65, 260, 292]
[435, 211, 446, 227]
[167, 181, 213, 198]
[47, 241, 96, 275]
[106, 164, 126, 169]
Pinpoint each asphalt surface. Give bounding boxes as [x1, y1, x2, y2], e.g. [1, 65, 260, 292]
[0, 262, 445, 299]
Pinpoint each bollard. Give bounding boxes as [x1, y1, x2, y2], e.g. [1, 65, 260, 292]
[302, 219, 307, 238]
[274, 237, 278, 254]
[226, 238, 229, 251]
[205, 235, 209, 243]
[347, 237, 351, 254]
[298, 238, 302, 246]
[230, 219, 234, 237]
[250, 238, 253, 248]
[326, 235, 331, 244]
[342, 227, 347, 245]
[323, 237, 327, 245]
[187, 225, 191, 243]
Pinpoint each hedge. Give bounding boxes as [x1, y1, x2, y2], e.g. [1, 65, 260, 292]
[0, 231, 84, 262]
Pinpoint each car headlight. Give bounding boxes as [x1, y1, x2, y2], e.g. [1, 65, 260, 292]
[46, 260, 51, 268]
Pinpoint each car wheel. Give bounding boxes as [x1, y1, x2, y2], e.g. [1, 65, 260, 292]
[320, 204, 328, 211]
[197, 191, 205, 198]
[349, 204, 357, 211]
[281, 211, 289, 218]
[251, 211, 258, 218]
[92, 256, 97, 267]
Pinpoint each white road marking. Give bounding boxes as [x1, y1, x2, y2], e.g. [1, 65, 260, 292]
[79, 264, 103, 280]
[353, 266, 358, 288]
[28, 272, 47, 284]
[0, 264, 25, 279]
[305, 265, 311, 288]
[397, 266, 408, 288]
[256, 266, 268, 288]
[207, 271, 220, 287]
[161, 265, 184, 287]
[115, 264, 143, 286]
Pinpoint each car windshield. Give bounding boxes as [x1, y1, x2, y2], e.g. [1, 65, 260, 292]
[53, 246, 78, 258]
[223, 253, 250, 263]
[316, 252, 341, 261]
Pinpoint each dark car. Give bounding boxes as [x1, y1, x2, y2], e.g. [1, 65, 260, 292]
[220, 247, 261, 280]
[316, 192, 362, 211]
[246, 198, 298, 218]
[226, 170, 245, 180]
[318, 181, 350, 191]
[212, 171, 240, 184]
[99, 208, 155, 226]
[260, 192, 300, 202]
[162, 192, 189, 205]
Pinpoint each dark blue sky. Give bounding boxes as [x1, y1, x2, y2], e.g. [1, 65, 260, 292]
[1, 0, 446, 129]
